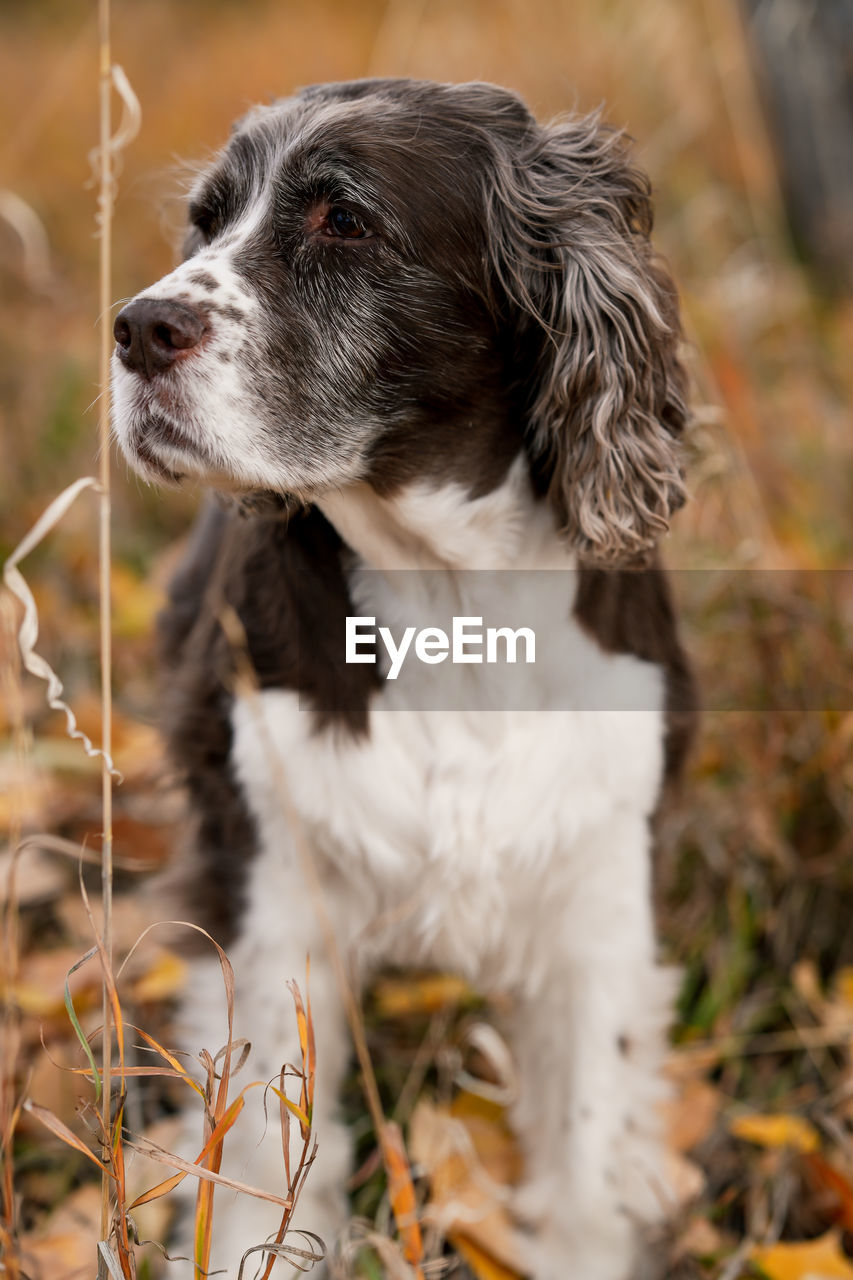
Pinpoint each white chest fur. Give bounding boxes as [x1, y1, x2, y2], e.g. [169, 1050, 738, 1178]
[230, 605, 665, 990]
[231, 459, 667, 987]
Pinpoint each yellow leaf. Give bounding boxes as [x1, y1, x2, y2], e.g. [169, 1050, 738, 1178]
[267, 1085, 310, 1132]
[752, 1229, 853, 1279]
[729, 1112, 820, 1153]
[110, 563, 164, 639]
[834, 967, 853, 1009]
[450, 1092, 523, 1186]
[130, 948, 188, 1002]
[373, 973, 474, 1018]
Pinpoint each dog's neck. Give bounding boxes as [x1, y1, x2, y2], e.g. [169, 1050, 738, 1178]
[316, 453, 570, 572]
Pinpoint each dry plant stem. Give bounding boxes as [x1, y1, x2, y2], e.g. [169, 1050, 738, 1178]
[97, 0, 116, 1246]
[0, 598, 25, 1280]
[679, 1020, 853, 1066]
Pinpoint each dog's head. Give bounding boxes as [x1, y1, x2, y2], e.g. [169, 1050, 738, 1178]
[112, 78, 687, 562]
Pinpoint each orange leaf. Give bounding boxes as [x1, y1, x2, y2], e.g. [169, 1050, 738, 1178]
[127, 1169, 186, 1210]
[804, 1154, 853, 1233]
[752, 1229, 853, 1279]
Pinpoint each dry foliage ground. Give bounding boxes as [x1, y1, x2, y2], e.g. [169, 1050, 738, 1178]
[1, 1, 851, 1278]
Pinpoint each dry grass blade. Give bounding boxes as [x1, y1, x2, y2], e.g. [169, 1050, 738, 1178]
[255, 976, 322, 1280]
[239, 1231, 325, 1279]
[125, 1093, 248, 1215]
[22, 1099, 106, 1174]
[122, 1132, 296, 1207]
[14, 832, 152, 872]
[278, 1064, 293, 1190]
[287, 978, 313, 1140]
[108, 1093, 134, 1275]
[267, 1085, 311, 1133]
[380, 1120, 424, 1269]
[129, 1023, 207, 1100]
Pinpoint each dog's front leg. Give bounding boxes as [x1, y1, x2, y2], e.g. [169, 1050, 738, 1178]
[510, 813, 676, 1280]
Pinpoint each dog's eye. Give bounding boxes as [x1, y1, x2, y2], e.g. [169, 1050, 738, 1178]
[326, 207, 370, 239]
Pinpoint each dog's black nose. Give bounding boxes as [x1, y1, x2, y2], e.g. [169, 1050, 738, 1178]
[113, 298, 206, 378]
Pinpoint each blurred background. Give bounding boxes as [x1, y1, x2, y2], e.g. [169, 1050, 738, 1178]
[1, 2, 852, 1277]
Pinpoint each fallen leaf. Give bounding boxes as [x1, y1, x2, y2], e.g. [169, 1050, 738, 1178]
[9, 945, 100, 1020]
[665, 1076, 721, 1153]
[450, 1092, 523, 1185]
[666, 1150, 706, 1207]
[16, 1229, 92, 1280]
[129, 947, 187, 1002]
[804, 1154, 853, 1232]
[730, 1112, 820, 1154]
[0, 761, 53, 833]
[17, 1181, 100, 1280]
[834, 969, 853, 1011]
[110, 562, 164, 639]
[373, 972, 475, 1018]
[409, 1097, 525, 1275]
[0, 844, 68, 907]
[451, 1233, 524, 1280]
[752, 1228, 853, 1279]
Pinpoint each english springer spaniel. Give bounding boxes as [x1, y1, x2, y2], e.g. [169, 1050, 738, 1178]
[112, 78, 695, 1280]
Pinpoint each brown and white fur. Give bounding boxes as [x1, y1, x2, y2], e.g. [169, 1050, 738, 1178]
[111, 78, 695, 1280]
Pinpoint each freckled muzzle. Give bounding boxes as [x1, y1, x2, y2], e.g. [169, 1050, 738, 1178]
[113, 297, 207, 380]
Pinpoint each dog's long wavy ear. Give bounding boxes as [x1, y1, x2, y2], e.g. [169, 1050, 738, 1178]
[485, 112, 689, 564]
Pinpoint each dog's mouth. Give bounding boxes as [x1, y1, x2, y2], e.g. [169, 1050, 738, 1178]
[116, 364, 330, 513]
[130, 425, 187, 484]
[127, 410, 206, 484]
[126, 411, 313, 518]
